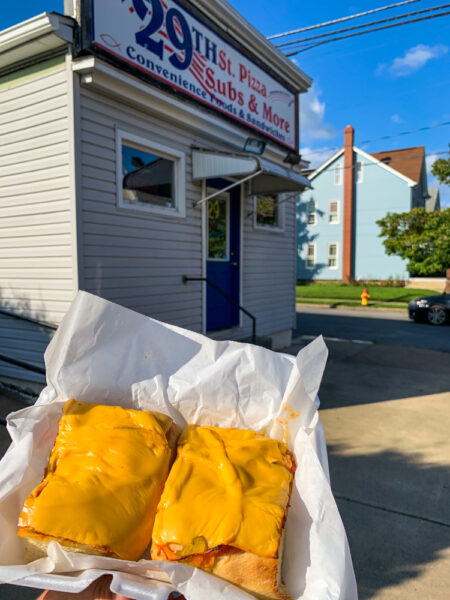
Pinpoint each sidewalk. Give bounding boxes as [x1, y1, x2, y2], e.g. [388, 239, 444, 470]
[285, 337, 450, 600]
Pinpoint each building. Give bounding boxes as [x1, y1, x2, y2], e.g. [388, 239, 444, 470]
[297, 125, 433, 282]
[0, 0, 312, 389]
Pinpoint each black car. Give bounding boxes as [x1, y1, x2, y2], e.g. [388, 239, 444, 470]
[408, 293, 450, 326]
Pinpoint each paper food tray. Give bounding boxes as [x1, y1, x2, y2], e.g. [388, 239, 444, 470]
[0, 291, 357, 600]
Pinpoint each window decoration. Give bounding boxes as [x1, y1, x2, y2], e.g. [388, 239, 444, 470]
[329, 200, 339, 224]
[328, 243, 338, 269]
[306, 243, 316, 269]
[307, 200, 316, 225]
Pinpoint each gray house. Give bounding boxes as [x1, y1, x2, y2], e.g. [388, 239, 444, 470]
[0, 0, 311, 389]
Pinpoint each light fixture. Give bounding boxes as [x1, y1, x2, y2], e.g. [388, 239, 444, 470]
[243, 137, 266, 155]
[283, 152, 301, 165]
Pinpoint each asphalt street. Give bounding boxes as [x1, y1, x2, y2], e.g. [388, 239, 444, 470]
[296, 305, 450, 352]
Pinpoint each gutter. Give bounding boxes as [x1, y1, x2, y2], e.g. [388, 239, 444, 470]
[0, 12, 74, 73]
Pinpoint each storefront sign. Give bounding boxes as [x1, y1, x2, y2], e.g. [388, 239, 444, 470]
[89, 0, 297, 150]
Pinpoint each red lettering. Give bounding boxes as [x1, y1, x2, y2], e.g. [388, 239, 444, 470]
[238, 91, 244, 106]
[262, 103, 272, 121]
[228, 81, 237, 102]
[218, 50, 227, 71]
[239, 64, 247, 83]
[205, 67, 215, 89]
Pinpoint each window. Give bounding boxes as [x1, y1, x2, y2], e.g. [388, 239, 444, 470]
[334, 162, 342, 185]
[328, 243, 338, 269]
[307, 200, 316, 225]
[329, 200, 339, 224]
[116, 130, 185, 217]
[207, 191, 229, 260]
[356, 160, 363, 183]
[306, 243, 316, 269]
[254, 194, 284, 231]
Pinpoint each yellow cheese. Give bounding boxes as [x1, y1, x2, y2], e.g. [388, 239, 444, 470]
[152, 425, 294, 559]
[18, 400, 172, 561]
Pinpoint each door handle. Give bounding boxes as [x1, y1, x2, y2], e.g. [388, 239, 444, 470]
[231, 262, 238, 267]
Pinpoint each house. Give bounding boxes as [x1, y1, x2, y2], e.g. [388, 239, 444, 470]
[297, 125, 432, 282]
[0, 0, 312, 390]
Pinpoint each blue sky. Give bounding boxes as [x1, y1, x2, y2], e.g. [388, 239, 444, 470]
[1, 0, 449, 205]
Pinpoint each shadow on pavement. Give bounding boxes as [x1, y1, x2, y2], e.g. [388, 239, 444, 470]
[316, 342, 450, 407]
[327, 444, 450, 600]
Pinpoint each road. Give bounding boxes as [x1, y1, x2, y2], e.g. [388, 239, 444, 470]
[295, 305, 450, 352]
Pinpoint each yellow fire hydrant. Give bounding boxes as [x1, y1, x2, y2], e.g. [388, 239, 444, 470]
[361, 288, 370, 306]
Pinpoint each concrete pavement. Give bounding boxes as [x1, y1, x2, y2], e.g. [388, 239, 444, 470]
[285, 337, 450, 600]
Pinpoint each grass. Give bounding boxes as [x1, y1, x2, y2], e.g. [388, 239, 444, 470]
[296, 282, 437, 304]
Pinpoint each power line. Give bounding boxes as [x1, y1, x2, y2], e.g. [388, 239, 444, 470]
[302, 150, 449, 174]
[276, 3, 450, 49]
[301, 122, 450, 158]
[268, 0, 423, 40]
[285, 10, 450, 55]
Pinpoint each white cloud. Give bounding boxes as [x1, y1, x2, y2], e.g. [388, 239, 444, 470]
[425, 153, 438, 175]
[391, 113, 403, 124]
[299, 83, 336, 142]
[301, 146, 336, 170]
[381, 44, 448, 78]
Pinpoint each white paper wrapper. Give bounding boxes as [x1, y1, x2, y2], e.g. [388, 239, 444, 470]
[0, 291, 357, 599]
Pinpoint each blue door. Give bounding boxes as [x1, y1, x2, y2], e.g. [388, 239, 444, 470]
[206, 179, 240, 331]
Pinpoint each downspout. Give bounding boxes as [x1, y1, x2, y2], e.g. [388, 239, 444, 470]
[342, 125, 355, 282]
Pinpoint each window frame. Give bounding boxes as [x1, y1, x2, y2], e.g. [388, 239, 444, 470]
[334, 162, 342, 186]
[328, 200, 340, 224]
[253, 193, 285, 233]
[327, 242, 339, 270]
[306, 199, 317, 226]
[207, 189, 230, 262]
[305, 243, 316, 270]
[356, 160, 364, 184]
[116, 129, 186, 218]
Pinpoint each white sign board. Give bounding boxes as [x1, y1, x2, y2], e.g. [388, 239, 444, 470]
[90, 0, 297, 150]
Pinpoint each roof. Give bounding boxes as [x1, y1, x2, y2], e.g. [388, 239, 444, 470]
[370, 146, 424, 184]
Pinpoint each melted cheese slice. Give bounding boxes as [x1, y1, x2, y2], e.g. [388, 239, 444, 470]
[18, 400, 172, 561]
[152, 425, 294, 559]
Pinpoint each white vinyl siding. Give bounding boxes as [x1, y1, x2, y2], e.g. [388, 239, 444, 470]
[242, 191, 297, 338]
[79, 85, 297, 340]
[0, 57, 74, 385]
[79, 86, 203, 332]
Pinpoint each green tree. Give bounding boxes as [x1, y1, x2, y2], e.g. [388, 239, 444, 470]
[431, 157, 450, 185]
[377, 208, 450, 276]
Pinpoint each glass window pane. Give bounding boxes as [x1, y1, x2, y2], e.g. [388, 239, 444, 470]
[256, 194, 279, 227]
[208, 194, 228, 259]
[122, 144, 175, 209]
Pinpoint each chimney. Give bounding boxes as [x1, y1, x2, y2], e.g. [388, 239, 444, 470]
[342, 125, 355, 282]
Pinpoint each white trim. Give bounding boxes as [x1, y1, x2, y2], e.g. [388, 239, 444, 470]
[356, 159, 364, 184]
[207, 190, 230, 261]
[201, 179, 207, 335]
[306, 199, 317, 226]
[305, 242, 316, 270]
[116, 129, 186, 218]
[307, 149, 344, 181]
[327, 242, 339, 270]
[334, 162, 343, 186]
[66, 53, 83, 295]
[354, 146, 417, 187]
[253, 194, 285, 233]
[328, 199, 340, 225]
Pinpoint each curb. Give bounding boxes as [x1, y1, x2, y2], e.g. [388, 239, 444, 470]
[296, 302, 406, 313]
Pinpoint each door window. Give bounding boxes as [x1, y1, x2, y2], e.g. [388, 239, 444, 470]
[207, 192, 229, 260]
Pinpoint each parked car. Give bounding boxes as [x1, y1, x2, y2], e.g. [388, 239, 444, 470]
[408, 294, 450, 326]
